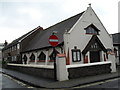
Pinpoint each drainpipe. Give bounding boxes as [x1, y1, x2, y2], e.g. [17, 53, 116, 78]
[45, 50, 49, 65]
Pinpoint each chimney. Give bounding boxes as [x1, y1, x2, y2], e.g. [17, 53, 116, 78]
[4, 40, 8, 47]
[38, 26, 43, 30]
[88, 3, 91, 7]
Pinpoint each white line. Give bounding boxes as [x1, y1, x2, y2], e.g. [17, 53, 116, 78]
[73, 78, 120, 88]
[3, 74, 34, 88]
[49, 39, 58, 42]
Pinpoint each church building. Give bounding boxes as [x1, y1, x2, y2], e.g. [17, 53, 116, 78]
[2, 4, 116, 74]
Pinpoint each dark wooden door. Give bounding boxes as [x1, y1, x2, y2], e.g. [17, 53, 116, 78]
[90, 51, 100, 63]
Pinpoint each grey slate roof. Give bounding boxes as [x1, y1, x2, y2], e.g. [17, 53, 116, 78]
[22, 11, 85, 52]
[3, 26, 42, 50]
[112, 33, 120, 44]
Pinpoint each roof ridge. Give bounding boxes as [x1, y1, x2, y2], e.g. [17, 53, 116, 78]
[3, 26, 42, 49]
[111, 32, 120, 35]
[44, 11, 85, 31]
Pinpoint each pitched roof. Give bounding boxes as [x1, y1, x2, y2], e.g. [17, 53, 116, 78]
[22, 11, 85, 52]
[3, 26, 42, 50]
[82, 35, 107, 54]
[112, 33, 120, 44]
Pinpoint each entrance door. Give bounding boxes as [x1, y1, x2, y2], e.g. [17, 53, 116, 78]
[90, 51, 100, 63]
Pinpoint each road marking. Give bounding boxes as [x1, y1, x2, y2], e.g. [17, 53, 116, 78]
[73, 77, 120, 88]
[2, 73, 34, 88]
[27, 86, 34, 88]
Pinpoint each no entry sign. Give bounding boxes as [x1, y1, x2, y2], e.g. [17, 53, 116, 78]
[49, 35, 58, 47]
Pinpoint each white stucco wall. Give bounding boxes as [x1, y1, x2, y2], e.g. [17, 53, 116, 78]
[64, 6, 115, 65]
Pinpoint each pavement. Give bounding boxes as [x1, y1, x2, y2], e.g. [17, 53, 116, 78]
[1, 66, 120, 89]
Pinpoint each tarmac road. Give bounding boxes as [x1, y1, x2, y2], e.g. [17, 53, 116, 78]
[1, 72, 120, 90]
[71, 78, 120, 89]
[1, 66, 120, 90]
[2, 73, 26, 88]
[86, 78, 120, 88]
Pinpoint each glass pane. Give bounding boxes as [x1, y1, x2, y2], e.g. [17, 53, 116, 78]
[86, 26, 98, 34]
[73, 52, 77, 61]
[77, 51, 80, 61]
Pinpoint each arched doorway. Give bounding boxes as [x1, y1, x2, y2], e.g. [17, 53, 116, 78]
[23, 55, 27, 64]
[82, 35, 107, 63]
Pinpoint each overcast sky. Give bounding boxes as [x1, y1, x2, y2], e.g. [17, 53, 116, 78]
[0, 0, 119, 43]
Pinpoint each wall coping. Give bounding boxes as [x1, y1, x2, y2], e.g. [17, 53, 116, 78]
[7, 63, 54, 69]
[7, 61, 111, 69]
[66, 61, 111, 69]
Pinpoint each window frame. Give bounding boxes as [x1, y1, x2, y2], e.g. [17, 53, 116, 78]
[38, 52, 46, 62]
[30, 53, 35, 62]
[84, 24, 100, 35]
[72, 49, 81, 62]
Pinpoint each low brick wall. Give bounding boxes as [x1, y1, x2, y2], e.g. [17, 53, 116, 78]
[68, 63, 111, 79]
[6, 65, 54, 79]
[6, 63, 111, 80]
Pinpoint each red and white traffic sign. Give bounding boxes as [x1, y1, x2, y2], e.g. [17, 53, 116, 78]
[49, 35, 58, 47]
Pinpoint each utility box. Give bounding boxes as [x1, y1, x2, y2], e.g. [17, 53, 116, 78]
[56, 54, 69, 81]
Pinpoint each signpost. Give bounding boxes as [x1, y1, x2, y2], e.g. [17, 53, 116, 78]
[49, 33, 58, 80]
[49, 35, 58, 47]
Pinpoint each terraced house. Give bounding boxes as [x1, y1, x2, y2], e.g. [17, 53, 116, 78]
[2, 26, 43, 63]
[2, 5, 116, 76]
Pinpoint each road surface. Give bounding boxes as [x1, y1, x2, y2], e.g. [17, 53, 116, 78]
[2, 73, 26, 88]
[71, 78, 120, 89]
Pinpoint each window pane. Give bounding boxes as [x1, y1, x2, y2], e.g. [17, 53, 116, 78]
[73, 52, 77, 61]
[86, 30, 89, 33]
[77, 51, 80, 61]
[86, 26, 98, 34]
[72, 49, 81, 62]
[38, 52, 46, 60]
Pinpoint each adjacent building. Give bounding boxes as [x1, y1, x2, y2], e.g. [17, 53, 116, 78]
[0, 43, 4, 61]
[2, 5, 116, 73]
[112, 33, 120, 65]
[2, 26, 43, 63]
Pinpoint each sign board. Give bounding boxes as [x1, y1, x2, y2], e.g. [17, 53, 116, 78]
[49, 35, 58, 47]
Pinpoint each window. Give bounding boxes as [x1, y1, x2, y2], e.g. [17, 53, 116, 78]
[85, 24, 100, 35]
[30, 53, 35, 61]
[91, 43, 98, 49]
[38, 52, 46, 61]
[49, 49, 59, 61]
[72, 46, 81, 62]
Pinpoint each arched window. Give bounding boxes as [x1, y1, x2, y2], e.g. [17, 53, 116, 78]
[71, 46, 81, 62]
[38, 52, 46, 61]
[84, 24, 100, 35]
[23, 55, 27, 64]
[30, 53, 35, 62]
[49, 49, 59, 61]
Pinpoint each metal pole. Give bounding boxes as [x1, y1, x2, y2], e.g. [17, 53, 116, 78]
[53, 47, 57, 80]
